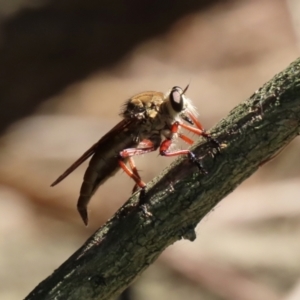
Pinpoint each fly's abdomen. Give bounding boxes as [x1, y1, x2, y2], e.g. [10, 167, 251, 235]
[77, 135, 136, 225]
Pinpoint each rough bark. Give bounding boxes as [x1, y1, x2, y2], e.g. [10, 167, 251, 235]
[25, 57, 300, 300]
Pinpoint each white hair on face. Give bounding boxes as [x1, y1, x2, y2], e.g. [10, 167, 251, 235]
[182, 94, 198, 117]
[164, 87, 199, 124]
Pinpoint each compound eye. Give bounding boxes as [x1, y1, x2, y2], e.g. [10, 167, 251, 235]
[170, 86, 184, 112]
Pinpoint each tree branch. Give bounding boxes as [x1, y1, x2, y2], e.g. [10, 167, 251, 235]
[25, 57, 300, 300]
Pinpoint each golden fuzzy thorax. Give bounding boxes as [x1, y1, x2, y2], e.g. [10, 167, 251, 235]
[120, 87, 197, 144]
[121, 88, 197, 124]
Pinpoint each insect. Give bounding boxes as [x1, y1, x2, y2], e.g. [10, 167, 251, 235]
[51, 85, 216, 225]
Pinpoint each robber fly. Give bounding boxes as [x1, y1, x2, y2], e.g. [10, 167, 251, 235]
[51, 85, 215, 225]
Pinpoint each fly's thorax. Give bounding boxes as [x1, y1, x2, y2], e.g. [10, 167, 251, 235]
[136, 107, 174, 142]
[120, 86, 197, 124]
[120, 90, 165, 144]
[120, 86, 198, 141]
[121, 91, 164, 121]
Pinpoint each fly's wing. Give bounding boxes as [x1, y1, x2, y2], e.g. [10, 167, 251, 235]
[50, 118, 134, 187]
[50, 143, 98, 187]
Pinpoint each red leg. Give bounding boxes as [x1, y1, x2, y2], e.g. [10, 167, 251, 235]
[120, 147, 156, 157]
[179, 121, 215, 141]
[176, 113, 209, 138]
[179, 122, 207, 136]
[119, 139, 157, 158]
[118, 158, 151, 216]
[182, 113, 220, 148]
[119, 139, 158, 193]
[178, 133, 194, 145]
[159, 121, 193, 157]
[187, 112, 206, 131]
[160, 139, 192, 157]
[160, 122, 207, 173]
[128, 157, 142, 193]
[118, 159, 146, 189]
[128, 157, 140, 179]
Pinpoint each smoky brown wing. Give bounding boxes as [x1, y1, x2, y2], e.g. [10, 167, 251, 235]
[50, 142, 98, 186]
[50, 118, 134, 187]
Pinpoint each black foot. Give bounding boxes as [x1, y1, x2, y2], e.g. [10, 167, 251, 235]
[138, 187, 153, 217]
[202, 131, 221, 153]
[188, 152, 208, 174]
[138, 186, 147, 206]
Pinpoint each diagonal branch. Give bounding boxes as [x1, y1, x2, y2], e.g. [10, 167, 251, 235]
[25, 57, 300, 300]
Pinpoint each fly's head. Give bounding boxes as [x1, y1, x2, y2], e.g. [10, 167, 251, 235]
[165, 85, 197, 126]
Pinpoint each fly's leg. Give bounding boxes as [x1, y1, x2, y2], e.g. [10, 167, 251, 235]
[119, 139, 158, 192]
[118, 159, 146, 190]
[128, 157, 142, 193]
[182, 112, 221, 151]
[160, 140, 207, 174]
[178, 133, 194, 145]
[178, 133, 208, 171]
[118, 158, 151, 215]
[119, 141, 158, 212]
[160, 122, 207, 174]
